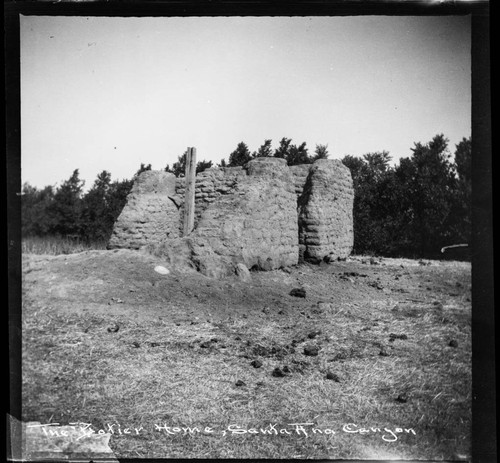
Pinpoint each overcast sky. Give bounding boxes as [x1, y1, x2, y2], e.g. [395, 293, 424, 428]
[20, 15, 471, 190]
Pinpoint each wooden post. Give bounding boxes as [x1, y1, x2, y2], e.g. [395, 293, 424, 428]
[183, 147, 196, 236]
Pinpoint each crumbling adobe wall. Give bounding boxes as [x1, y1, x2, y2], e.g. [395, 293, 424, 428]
[289, 164, 311, 197]
[108, 171, 180, 250]
[188, 158, 299, 277]
[298, 159, 354, 262]
[108, 157, 354, 277]
[174, 167, 247, 231]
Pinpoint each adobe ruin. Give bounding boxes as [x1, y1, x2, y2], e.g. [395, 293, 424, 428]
[108, 157, 354, 278]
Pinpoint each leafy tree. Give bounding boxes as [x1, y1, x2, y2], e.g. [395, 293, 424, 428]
[396, 134, 457, 257]
[273, 138, 312, 165]
[218, 158, 227, 168]
[272, 138, 312, 165]
[46, 169, 85, 236]
[312, 144, 329, 161]
[228, 142, 252, 167]
[252, 139, 273, 158]
[107, 178, 133, 223]
[342, 151, 399, 255]
[364, 151, 392, 178]
[274, 137, 292, 159]
[341, 155, 365, 180]
[343, 137, 468, 258]
[165, 151, 213, 177]
[21, 171, 132, 242]
[166, 151, 187, 177]
[80, 170, 114, 241]
[21, 183, 55, 236]
[454, 136, 472, 184]
[196, 159, 213, 174]
[447, 137, 472, 245]
[287, 142, 311, 166]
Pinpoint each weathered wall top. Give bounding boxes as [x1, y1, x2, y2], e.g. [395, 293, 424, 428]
[132, 170, 177, 195]
[108, 157, 354, 278]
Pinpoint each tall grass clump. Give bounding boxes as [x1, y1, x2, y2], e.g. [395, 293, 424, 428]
[22, 235, 108, 255]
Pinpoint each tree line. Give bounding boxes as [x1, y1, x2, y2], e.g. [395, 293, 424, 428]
[163, 138, 329, 177]
[343, 134, 471, 258]
[21, 134, 471, 258]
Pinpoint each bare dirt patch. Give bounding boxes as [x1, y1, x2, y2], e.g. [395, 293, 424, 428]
[22, 249, 471, 459]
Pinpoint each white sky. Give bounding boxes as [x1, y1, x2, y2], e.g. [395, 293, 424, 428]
[20, 15, 471, 190]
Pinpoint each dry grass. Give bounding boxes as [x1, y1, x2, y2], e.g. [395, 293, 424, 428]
[21, 251, 471, 459]
[22, 235, 107, 255]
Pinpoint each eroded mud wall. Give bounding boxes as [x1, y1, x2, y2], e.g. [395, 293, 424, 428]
[298, 159, 354, 262]
[189, 158, 299, 277]
[108, 171, 180, 249]
[109, 157, 354, 275]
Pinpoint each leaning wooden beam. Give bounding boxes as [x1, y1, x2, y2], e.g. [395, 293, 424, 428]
[183, 147, 196, 236]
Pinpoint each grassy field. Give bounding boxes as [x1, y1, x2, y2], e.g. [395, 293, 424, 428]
[22, 235, 108, 255]
[21, 248, 471, 460]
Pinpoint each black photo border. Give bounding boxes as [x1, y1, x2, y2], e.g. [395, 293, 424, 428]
[5, 1, 493, 462]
